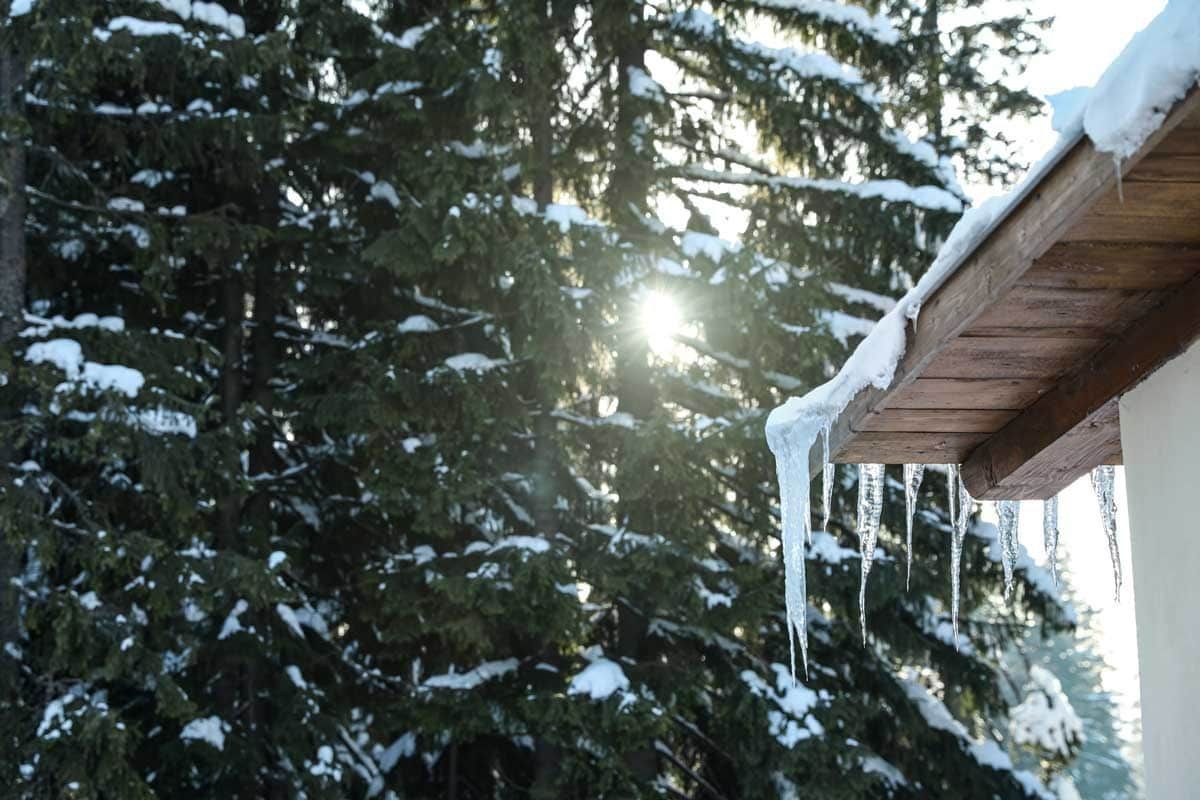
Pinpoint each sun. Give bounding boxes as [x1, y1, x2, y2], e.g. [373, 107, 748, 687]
[639, 289, 683, 355]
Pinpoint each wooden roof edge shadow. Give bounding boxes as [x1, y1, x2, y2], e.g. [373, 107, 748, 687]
[806, 83, 1200, 483]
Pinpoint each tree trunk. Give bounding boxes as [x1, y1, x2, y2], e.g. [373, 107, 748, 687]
[0, 34, 26, 698]
[597, 0, 662, 786]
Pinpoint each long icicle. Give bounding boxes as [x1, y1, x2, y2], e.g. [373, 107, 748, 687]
[1090, 466, 1122, 602]
[821, 424, 834, 538]
[997, 500, 1021, 601]
[1043, 495, 1060, 587]
[774, 435, 810, 680]
[904, 464, 924, 591]
[949, 466, 971, 649]
[857, 464, 885, 645]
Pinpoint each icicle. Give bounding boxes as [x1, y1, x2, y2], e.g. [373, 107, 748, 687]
[1114, 155, 1125, 204]
[820, 423, 833, 538]
[1090, 466, 1122, 602]
[1043, 495, 1060, 587]
[949, 466, 971, 649]
[947, 464, 958, 534]
[856, 464, 885, 645]
[997, 500, 1021, 601]
[767, 428, 812, 680]
[904, 464, 924, 591]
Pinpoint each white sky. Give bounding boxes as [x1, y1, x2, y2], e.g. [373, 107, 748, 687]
[977, 0, 1169, 770]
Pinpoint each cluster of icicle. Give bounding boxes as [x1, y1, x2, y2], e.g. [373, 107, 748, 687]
[769, 442, 1124, 679]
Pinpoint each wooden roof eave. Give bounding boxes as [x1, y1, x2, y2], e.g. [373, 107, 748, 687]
[810, 86, 1200, 500]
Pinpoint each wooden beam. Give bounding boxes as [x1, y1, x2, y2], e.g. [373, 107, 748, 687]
[809, 85, 1200, 479]
[961, 273, 1200, 499]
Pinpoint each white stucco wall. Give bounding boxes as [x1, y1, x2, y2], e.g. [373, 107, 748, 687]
[1119, 337, 1200, 800]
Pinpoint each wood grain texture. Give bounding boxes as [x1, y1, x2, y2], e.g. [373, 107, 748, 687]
[855, 408, 1018, 433]
[1026, 242, 1200, 289]
[832, 432, 988, 464]
[1063, 182, 1200, 243]
[886, 378, 1052, 410]
[922, 337, 1105, 379]
[965, 285, 1164, 337]
[962, 274, 1200, 499]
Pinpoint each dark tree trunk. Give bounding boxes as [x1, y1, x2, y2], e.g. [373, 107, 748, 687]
[0, 37, 26, 697]
[0, 47, 23, 342]
[601, 0, 660, 786]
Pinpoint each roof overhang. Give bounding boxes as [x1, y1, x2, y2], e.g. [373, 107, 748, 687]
[815, 87, 1200, 500]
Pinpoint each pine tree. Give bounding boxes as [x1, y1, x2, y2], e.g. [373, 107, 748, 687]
[0, 1, 413, 795]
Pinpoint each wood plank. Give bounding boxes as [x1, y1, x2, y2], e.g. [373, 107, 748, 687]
[813, 86, 1200, 480]
[1063, 182, 1200, 243]
[886, 378, 1052, 410]
[1026, 242, 1200, 289]
[1126, 154, 1200, 183]
[966, 285, 1163, 336]
[922, 336, 1105, 379]
[832, 432, 987, 464]
[855, 408, 1017, 433]
[961, 273, 1200, 499]
[1143, 125, 1200, 155]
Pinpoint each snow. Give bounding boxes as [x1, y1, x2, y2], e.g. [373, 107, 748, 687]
[422, 658, 518, 690]
[680, 231, 739, 262]
[821, 310, 875, 345]
[180, 716, 229, 751]
[398, 314, 438, 333]
[543, 203, 602, 233]
[487, 535, 550, 555]
[369, 181, 401, 208]
[741, 664, 825, 748]
[1079, 0, 1200, 159]
[217, 599, 248, 640]
[134, 407, 197, 438]
[9, 0, 32, 17]
[627, 66, 665, 102]
[901, 678, 1054, 798]
[26, 338, 145, 398]
[276, 603, 304, 637]
[268, 551, 287, 569]
[436, 353, 508, 375]
[567, 658, 630, 700]
[860, 754, 907, 788]
[684, 166, 963, 212]
[748, 0, 899, 45]
[108, 16, 184, 37]
[1010, 665, 1084, 758]
[827, 282, 896, 314]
